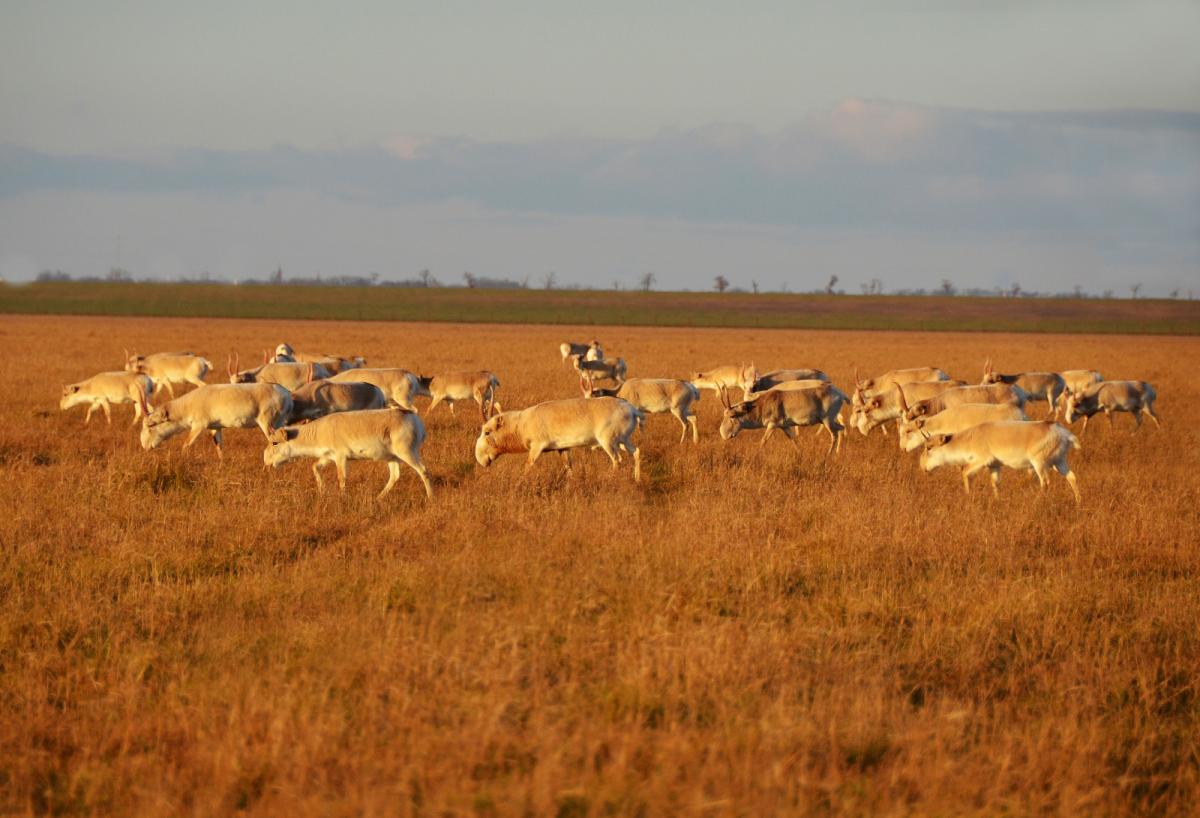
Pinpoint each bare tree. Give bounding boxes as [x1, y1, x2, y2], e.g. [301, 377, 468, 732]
[1010, 283, 1022, 298]
[714, 275, 730, 293]
[418, 269, 435, 287]
[639, 272, 656, 292]
[940, 279, 956, 296]
[463, 272, 477, 289]
[825, 275, 839, 295]
[543, 271, 557, 290]
[1130, 283, 1142, 299]
[1073, 285, 1083, 299]
[751, 280, 759, 294]
[1170, 289, 1180, 299]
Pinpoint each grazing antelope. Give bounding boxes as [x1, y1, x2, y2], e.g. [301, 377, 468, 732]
[474, 397, 642, 481]
[849, 379, 965, 436]
[124, 351, 211, 398]
[718, 383, 847, 455]
[901, 383, 1028, 422]
[582, 376, 701, 443]
[1064, 381, 1159, 434]
[264, 408, 432, 499]
[227, 353, 331, 391]
[919, 421, 1081, 503]
[852, 366, 950, 406]
[418, 371, 501, 420]
[573, 354, 627, 387]
[138, 383, 292, 456]
[60, 371, 154, 425]
[559, 340, 603, 366]
[1057, 370, 1103, 415]
[326, 367, 429, 411]
[691, 364, 756, 402]
[287, 378, 387, 423]
[981, 359, 1065, 417]
[897, 400, 1028, 452]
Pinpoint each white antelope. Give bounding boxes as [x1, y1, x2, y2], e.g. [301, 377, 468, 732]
[138, 383, 292, 456]
[901, 383, 1028, 421]
[897, 401, 1028, 452]
[849, 379, 965, 436]
[287, 379, 387, 423]
[418, 371, 501, 420]
[264, 408, 432, 499]
[718, 383, 847, 455]
[691, 364, 756, 401]
[582, 376, 701, 443]
[474, 397, 642, 481]
[981, 359, 1066, 417]
[559, 340, 603, 366]
[227, 353, 331, 391]
[60, 371, 154, 425]
[919, 421, 1081, 503]
[1064, 381, 1159, 434]
[326, 367, 429, 411]
[124, 351, 211, 398]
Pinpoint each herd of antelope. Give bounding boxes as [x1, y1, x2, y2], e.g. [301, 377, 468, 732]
[59, 340, 1161, 503]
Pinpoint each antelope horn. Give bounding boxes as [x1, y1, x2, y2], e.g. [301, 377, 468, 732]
[234, 351, 240, 374]
[895, 383, 909, 413]
[307, 362, 314, 383]
[226, 353, 234, 377]
[263, 349, 270, 364]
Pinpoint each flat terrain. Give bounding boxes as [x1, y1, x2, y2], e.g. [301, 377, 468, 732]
[5, 281, 1200, 334]
[2, 314, 1199, 816]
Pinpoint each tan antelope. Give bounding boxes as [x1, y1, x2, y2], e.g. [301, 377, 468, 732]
[919, 421, 1081, 503]
[691, 364, 756, 402]
[418, 371, 501, 420]
[287, 378, 387, 423]
[901, 383, 1028, 422]
[326, 367, 429, 411]
[582, 376, 701, 443]
[1057, 370, 1103, 415]
[1064, 381, 1159, 434]
[60, 371, 154, 425]
[718, 383, 847, 455]
[559, 340, 603, 366]
[849, 379, 965, 436]
[743, 366, 829, 395]
[573, 354, 627, 387]
[897, 400, 1028, 452]
[138, 383, 292, 456]
[981, 359, 1066, 417]
[227, 353, 332, 391]
[743, 378, 830, 402]
[124, 351, 211, 398]
[272, 344, 365, 373]
[474, 397, 642, 481]
[264, 408, 432, 499]
[852, 366, 950, 405]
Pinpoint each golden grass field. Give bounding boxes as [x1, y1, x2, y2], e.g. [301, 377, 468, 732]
[2, 314, 1198, 817]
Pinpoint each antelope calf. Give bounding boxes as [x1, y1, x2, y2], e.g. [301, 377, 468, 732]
[981, 359, 1065, 417]
[583, 377, 701, 443]
[264, 408, 432, 499]
[61, 371, 154, 425]
[125, 351, 211, 398]
[287, 379, 387, 423]
[327, 367, 429, 411]
[418, 371, 501, 420]
[919, 420, 1081, 503]
[1064, 381, 1159, 434]
[138, 383, 292, 456]
[718, 383, 847, 455]
[475, 397, 642, 481]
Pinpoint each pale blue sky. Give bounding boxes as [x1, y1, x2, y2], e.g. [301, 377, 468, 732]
[1, 2, 1197, 292]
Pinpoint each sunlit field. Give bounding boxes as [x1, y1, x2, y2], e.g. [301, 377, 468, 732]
[2, 314, 1198, 816]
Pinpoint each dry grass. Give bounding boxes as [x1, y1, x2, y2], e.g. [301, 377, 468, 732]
[1, 314, 1198, 817]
